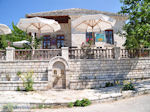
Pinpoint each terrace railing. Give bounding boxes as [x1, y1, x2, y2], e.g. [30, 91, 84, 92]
[15, 49, 61, 60]
[120, 49, 150, 58]
[0, 50, 6, 60]
[69, 48, 114, 59]
[1, 47, 150, 61]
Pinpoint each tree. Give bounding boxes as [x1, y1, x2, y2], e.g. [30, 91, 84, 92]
[0, 22, 42, 49]
[119, 0, 150, 49]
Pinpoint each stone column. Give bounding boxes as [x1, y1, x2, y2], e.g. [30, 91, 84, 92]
[61, 47, 69, 60]
[113, 47, 120, 59]
[6, 47, 15, 61]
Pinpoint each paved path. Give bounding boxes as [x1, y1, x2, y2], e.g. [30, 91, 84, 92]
[32, 94, 150, 112]
[0, 80, 150, 104]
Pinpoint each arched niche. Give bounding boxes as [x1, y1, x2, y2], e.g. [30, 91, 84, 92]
[48, 56, 70, 89]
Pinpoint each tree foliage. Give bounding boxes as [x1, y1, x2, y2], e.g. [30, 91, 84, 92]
[119, 0, 150, 49]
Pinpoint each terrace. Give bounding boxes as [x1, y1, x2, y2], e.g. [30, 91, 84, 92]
[1, 47, 150, 61]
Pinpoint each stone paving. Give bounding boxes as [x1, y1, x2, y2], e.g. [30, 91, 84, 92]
[32, 94, 150, 112]
[0, 79, 150, 111]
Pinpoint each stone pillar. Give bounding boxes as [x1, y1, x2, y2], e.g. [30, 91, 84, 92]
[61, 47, 69, 60]
[6, 47, 15, 61]
[113, 47, 120, 59]
[47, 69, 53, 89]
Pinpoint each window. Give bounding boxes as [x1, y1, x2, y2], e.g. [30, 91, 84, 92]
[105, 30, 114, 44]
[86, 32, 95, 44]
[43, 36, 51, 49]
[43, 35, 65, 49]
[57, 35, 64, 48]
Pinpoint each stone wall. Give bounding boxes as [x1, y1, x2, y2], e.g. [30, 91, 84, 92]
[0, 58, 150, 90]
[0, 61, 49, 81]
[0, 61, 49, 91]
[68, 59, 150, 89]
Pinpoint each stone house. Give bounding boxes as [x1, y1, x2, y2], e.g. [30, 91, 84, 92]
[0, 9, 133, 91]
[26, 8, 128, 49]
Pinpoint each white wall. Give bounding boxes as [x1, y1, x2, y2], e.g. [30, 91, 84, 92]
[71, 16, 127, 48]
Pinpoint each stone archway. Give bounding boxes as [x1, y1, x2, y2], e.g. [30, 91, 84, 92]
[48, 56, 70, 89]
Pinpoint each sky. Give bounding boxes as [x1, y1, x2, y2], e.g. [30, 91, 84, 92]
[0, 0, 122, 29]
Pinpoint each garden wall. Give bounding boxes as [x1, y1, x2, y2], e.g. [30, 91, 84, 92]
[0, 61, 49, 90]
[68, 58, 150, 89]
[0, 58, 150, 90]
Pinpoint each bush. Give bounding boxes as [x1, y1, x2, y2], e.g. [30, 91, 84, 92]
[18, 70, 34, 92]
[3, 103, 16, 112]
[80, 99, 91, 107]
[24, 77, 34, 92]
[74, 99, 91, 107]
[122, 81, 135, 91]
[17, 86, 20, 91]
[74, 100, 82, 106]
[17, 71, 21, 77]
[105, 82, 114, 87]
[38, 104, 44, 109]
[68, 102, 74, 108]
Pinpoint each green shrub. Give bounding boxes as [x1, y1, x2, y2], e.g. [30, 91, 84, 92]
[3, 103, 16, 112]
[17, 86, 20, 91]
[74, 100, 82, 106]
[38, 104, 44, 109]
[17, 71, 21, 77]
[18, 70, 34, 92]
[105, 82, 114, 87]
[24, 77, 34, 92]
[68, 102, 74, 108]
[122, 81, 135, 91]
[74, 99, 91, 107]
[80, 99, 91, 107]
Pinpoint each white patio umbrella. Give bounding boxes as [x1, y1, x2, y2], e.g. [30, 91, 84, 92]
[72, 14, 116, 32]
[17, 17, 61, 49]
[17, 17, 61, 36]
[13, 40, 30, 48]
[0, 24, 11, 35]
[72, 14, 116, 44]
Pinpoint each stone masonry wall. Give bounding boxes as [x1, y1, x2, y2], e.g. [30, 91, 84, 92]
[68, 59, 150, 89]
[0, 61, 49, 90]
[0, 58, 150, 90]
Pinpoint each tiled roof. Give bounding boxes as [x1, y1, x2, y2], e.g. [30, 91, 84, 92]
[26, 8, 127, 17]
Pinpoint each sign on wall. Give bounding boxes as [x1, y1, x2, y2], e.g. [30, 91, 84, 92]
[95, 33, 105, 42]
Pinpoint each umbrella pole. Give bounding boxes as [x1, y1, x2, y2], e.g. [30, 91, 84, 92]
[92, 27, 95, 46]
[31, 32, 35, 49]
[92, 32, 94, 45]
[31, 32, 35, 58]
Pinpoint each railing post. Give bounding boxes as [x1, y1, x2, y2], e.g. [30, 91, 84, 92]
[61, 47, 69, 60]
[6, 47, 15, 61]
[113, 47, 120, 59]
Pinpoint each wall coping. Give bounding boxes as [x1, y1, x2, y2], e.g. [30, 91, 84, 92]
[0, 57, 150, 63]
[0, 60, 50, 63]
[69, 58, 150, 61]
[0, 81, 48, 84]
